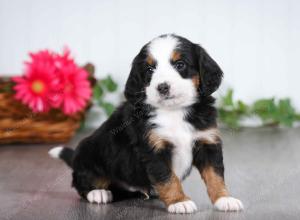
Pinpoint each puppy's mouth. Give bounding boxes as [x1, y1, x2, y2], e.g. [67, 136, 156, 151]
[158, 94, 183, 106]
[161, 95, 176, 100]
[154, 92, 196, 109]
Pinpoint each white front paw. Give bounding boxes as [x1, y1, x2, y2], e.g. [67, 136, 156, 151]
[214, 197, 243, 211]
[87, 189, 113, 204]
[168, 200, 197, 214]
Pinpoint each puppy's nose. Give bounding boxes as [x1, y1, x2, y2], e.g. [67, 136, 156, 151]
[157, 82, 170, 96]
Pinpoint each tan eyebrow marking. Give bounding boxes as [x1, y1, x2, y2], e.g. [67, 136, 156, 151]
[146, 55, 154, 66]
[171, 51, 181, 62]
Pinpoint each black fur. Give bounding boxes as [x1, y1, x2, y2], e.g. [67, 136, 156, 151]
[193, 141, 225, 178]
[57, 147, 74, 168]
[195, 44, 223, 96]
[53, 34, 225, 204]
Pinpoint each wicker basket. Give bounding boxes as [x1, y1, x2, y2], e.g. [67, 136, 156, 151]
[0, 63, 95, 144]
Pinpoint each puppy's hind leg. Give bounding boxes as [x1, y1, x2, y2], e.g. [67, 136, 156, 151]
[72, 171, 113, 204]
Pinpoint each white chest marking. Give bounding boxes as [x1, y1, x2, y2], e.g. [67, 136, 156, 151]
[150, 109, 194, 180]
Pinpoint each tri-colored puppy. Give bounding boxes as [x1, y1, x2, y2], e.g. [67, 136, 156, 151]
[49, 34, 243, 214]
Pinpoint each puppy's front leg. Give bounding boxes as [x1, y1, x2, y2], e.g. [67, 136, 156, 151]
[146, 155, 197, 214]
[193, 140, 243, 211]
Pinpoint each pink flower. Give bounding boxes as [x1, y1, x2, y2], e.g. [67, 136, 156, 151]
[13, 49, 92, 114]
[13, 52, 61, 112]
[55, 51, 92, 114]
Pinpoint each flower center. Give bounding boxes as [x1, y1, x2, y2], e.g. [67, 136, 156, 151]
[31, 80, 45, 94]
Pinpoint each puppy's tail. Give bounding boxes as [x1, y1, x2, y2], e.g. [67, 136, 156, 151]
[48, 146, 74, 168]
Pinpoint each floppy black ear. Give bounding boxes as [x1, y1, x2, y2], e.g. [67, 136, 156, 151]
[124, 55, 145, 106]
[195, 44, 223, 96]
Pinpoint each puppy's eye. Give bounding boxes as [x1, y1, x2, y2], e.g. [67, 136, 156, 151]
[174, 60, 186, 71]
[146, 66, 154, 74]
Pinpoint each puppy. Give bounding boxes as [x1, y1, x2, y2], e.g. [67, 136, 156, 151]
[49, 34, 243, 214]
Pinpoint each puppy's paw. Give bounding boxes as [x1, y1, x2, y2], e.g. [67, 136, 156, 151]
[86, 189, 113, 204]
[214, 196, 243, 211]
[167, 200, 197, 214]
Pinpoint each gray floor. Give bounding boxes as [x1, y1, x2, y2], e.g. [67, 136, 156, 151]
[1, 127, 300, 220]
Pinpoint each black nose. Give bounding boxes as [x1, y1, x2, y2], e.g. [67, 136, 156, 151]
[157, 82, 170, 96]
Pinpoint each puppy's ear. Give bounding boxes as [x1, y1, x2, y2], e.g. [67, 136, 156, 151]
[124, 55, 145, 105]
[195, 44, 223, 96]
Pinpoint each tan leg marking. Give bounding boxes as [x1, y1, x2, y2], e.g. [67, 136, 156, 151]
[93, 177, 111, 189]
[86, 177, 113, 204]
[155, 172, 189, 206]
[200, 166, 229, 203]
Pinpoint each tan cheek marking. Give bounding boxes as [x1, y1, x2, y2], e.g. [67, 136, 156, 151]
[200, 167, 228, 203]
[171, 51, 181, 62]
[192, 75, 200, 88]
[194, 128, 221, 145]
[147, 130, 168, 151]
[146, 56, 154, 66]
[94, 177, 111, 189]
[155, 172, 189, 206]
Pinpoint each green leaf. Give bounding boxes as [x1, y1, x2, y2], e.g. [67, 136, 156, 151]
[218, 89, 300, 128]
[92, 75, 118, 117]
[276, 98, 295, 127]
[252, 98, 276, 113]
[295, 114, 300, 121]
[218, 109, 240, 129]
[221, 89, 234, 107]
[100, 102, 115, 116]
[93, 84, 103, 100]
[237, 100, 249, 114]
[100, 76, 118, 92]
[252, 98, 277, 122]
[278, 99, 295, 115]
[78, 120, 86, 131]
